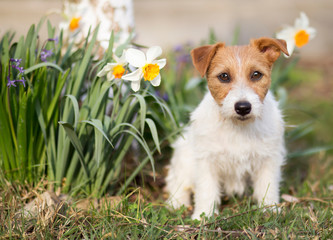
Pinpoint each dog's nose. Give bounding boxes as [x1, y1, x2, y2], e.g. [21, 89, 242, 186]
[234, 101, 252, 116]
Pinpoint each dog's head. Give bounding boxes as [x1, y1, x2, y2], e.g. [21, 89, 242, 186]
[191, 37, 289, 122]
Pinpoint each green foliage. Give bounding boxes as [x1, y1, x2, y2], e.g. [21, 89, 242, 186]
[0, 19, 64, 184]
[158, 43, 206, 126]
[0, 19, 177, 197]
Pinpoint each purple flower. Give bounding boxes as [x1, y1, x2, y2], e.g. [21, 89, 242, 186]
[12, 65, 24, 74]
[48, 36, 59, 44]
[176, 54, 191, 64]
[173, 44, 183, 52]
[15, 78, 26, 88]
[40, 49, 53, 62]
[7, 58, 26, 88]
[10, 58, 22, 66]
[6, 76, 17, 87]
[155, 90, 169, 102]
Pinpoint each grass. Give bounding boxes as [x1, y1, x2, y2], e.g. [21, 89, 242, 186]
[0, 174, 332, 239]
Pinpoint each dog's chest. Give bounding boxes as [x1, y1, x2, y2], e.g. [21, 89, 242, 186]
[193, 121, 270, 165]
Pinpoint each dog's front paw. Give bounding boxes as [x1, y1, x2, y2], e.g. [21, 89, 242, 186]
[191, 211, 203, 220]
[166, 197, 189, 210]
[262, 205, 281, 214]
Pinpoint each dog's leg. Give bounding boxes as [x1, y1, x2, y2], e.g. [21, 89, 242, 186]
[166, 169, 192, 209]
[166, 139, 193, 209]
[191, 160, 221, 220]
[252, 160, 282, 208]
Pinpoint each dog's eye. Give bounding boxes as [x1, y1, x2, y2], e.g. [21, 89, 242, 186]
[217, 73, 231, 83]
[251, 71, 263, 81]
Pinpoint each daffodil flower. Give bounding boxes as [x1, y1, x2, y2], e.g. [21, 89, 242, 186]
[69, 17, 82, 32]
[276, 12, 316, 57]
[122, 46, 166, 92]
[97, 51, 127, 81]
[59, 0, 92, 39]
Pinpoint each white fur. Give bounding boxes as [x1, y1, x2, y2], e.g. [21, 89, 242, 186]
[166, 90, 286, 220]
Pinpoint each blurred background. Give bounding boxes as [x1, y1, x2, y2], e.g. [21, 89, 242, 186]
[0, 0, 332, 63]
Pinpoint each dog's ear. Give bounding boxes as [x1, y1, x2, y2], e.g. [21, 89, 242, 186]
[251, 37, 289, 64]
[191, 43, 224, 77]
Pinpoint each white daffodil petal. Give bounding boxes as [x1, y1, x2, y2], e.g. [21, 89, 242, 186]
[106, 63, 118, 69]
[113, 54, 121, 63]
[114, 50, 127, 64]
[59, 22, 69, 30]
[97, 69, 107, 77]
[131, 80, 141, 92]
[97, 68, 109, 77]
[307, 27, 317, 39]
[119, 50, 127, 63]
[150, 74, 161, 87]
[107, 72, 115, 81]
[97, 63, 115, 77]
[126, 48, 146, 67]
[155, 59, 167, 69]
[286, 40, 295, 57]
[276, 27, 294, 40]
[296, 12, 309, 29]
[146, 46, 162, 63]
[122, 69, 143, 81]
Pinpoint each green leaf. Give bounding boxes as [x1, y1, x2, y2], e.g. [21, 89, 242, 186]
[71, 25, 100, 98]
[114, 128, 155, 178]
[286, 121, 314, 142]
[59, 121, 90, 181]
[148, 92, 177, 127]
[133, 94, 147, 134]
[288, 146, 332, 159]
[145, 118, 161, 154]
[0, 99, 16, 178]
[185, 77, 202, 91]
[1, 34, 9, 68]
[65, 95, 80, 130]
[24, 62, 63, 75]
[105, 31, 114, 62]
[16, 93, 28, 181]
[46, 70, 70, 123]
[81, 119, 114, 148]
[14, 36, 24, 59]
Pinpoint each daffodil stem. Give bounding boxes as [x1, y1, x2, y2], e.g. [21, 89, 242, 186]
[142, 85, 149, 97]
[111, 80, 123, 121]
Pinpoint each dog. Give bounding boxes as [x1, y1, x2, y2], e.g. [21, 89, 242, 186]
[165, 37, 289, 220]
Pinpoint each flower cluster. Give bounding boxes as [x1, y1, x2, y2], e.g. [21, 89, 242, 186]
[98, 46, 166, 92]
[40, 49, 53, 62]
[40, 37, 58, 62]
[7, 58, 26, 88]
[276, 12, 316, 57]
[59, 0, 134, 50]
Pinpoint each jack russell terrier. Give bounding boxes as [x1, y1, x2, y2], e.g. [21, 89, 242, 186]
[166, 37, 289, 220]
